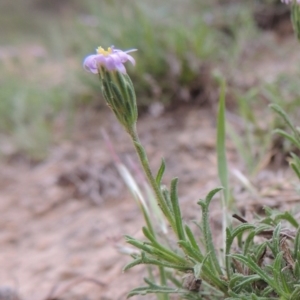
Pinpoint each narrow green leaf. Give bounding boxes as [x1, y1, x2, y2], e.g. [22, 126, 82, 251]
[142, 227, 188, 265]
[156, 158, 166, 185]
[272, 252, 285, 294]
[263, 206, 273, 218]
[261, 286, 274, 297]
[270, 104, 300, 141]
[225, 228, 233, 280]
[161, 186, 174, 217]
[280, 267, 293, 295]
[271, 223, 282, 256]
[290, 161, 300, 180]
[225, 224, 255, 280]
[217, 80, 230, 206]
[272, 129, 300, 149]
[230, 254, 279, 294]
[229, 224, 256, 247]
[198, 252, 228, 293]
[227, 293, 277, 300]
[198, 187, 223, 276]
[294, 227, 300, 260]
[254, 243, 267, 263]
[244, 223, 273, 253]
[127, 278, 187, 298]
[123, 255, 143, 271]
[136, 254, 192, 271]
[291, 152, 300, 165]
[198, 187, 224, 208]
[274, 211, 299, 228]
[170, 178, 185, 241]
[125, 235, 156, 254]
[243, 231, 256, 256]
[178, 240, 201, 263]
[294, 260, 300, 278]
[232, 274, 261, 293]
[290, 285, 300, 300]
[185, 224, 203, 257]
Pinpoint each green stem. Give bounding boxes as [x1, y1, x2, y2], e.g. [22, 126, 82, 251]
[158, 266, 169, 300]
[141, 204, 156, 237]
[128, 125, 176, 232]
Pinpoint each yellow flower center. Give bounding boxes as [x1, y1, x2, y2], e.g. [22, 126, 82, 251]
[96, 46, 112, 56]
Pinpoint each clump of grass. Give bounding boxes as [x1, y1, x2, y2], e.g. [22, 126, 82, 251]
[0, 0, 78, 159]
[75, 0, 256, 106]
[227, 73, 300, 177]
[0, 57, 74, 159]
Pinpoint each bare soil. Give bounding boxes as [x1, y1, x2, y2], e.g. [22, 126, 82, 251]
[1, 33, 300, 300]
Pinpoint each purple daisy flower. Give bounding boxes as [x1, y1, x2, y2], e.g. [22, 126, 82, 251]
[83, 46, 137, 74]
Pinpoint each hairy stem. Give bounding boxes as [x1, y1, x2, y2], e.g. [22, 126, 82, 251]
[128, 125, 176, 233]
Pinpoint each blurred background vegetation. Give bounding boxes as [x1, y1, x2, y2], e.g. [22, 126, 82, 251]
[0, 0, 299, 164]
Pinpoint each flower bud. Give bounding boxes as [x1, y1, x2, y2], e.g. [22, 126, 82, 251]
[99, 67, 138, 132]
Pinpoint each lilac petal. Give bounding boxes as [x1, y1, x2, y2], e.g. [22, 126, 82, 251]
[83, 47, 137, 74]
[126, 54, 135, 65]
[114, 48, 137, 54]
[105, 56, 117, 71]
[95, 55, 106, 66]
[114, 49, 136, 63]
[114, 52, 135, 66]
[115, 62, 127, 74]
[83, 55, 99, 73]
[115, 52, 129, 62]
[110, 52, 122, 63]
[125, 49, 138, 54]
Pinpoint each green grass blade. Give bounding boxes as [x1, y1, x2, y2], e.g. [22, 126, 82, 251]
[217, 79, 230, 206]
[170, 177, 185, 240]
[156, 158, 166, 185]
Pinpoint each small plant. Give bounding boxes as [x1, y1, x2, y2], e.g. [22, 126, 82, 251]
[82, 1, 300, 298]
